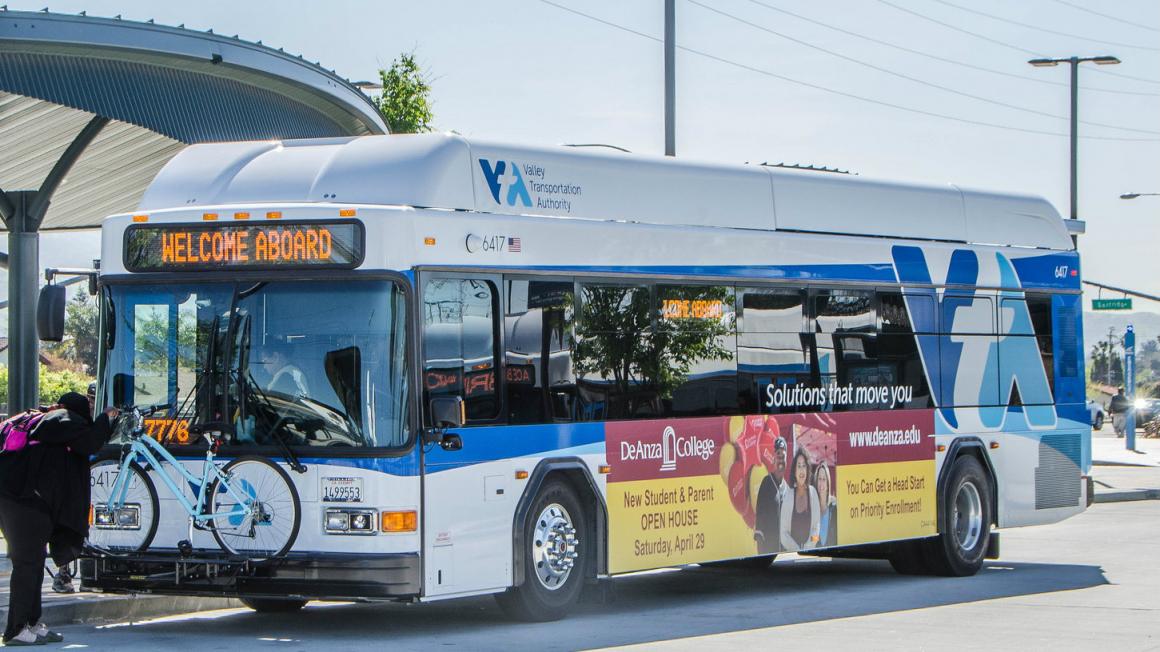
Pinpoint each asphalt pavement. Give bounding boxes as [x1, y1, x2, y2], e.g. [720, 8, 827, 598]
[37, 500, 1160, 651]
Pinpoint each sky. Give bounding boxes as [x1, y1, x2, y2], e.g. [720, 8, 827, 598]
[6, 0, 1160, 308]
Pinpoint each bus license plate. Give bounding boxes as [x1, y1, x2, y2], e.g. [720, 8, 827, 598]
[321, 477, 363, 503]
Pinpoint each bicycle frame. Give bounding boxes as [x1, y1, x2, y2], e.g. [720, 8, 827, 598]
[106, 431, 254, 529]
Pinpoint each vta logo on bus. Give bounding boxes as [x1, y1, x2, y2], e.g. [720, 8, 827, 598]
[479, 159, 532, 207]
[892, 245, 1057, 433]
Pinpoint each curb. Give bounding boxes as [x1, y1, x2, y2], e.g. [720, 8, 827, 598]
[1094, 489, 1160, 504]
[39, 594, 241, 625]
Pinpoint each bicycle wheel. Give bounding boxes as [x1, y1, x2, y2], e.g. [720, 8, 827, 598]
[209, 456, 301, 559]
[88, 459, 159, 553]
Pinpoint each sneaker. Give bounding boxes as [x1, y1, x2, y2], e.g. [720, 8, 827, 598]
[29, 624, 62, 644]
[50, 567, 74, 594]
[1, 626, 42, 646]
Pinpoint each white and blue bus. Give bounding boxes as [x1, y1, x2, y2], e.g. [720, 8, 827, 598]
[76, 134, 1088, 620]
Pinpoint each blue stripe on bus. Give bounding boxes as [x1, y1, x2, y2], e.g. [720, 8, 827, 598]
[470, 264, 899, 283]
[454, 257, 1080, 290]
[424, 422, 607, 471]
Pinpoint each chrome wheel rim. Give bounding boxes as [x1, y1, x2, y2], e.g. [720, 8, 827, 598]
[952, 481, 983, 552]
[532, 503, 578, 591]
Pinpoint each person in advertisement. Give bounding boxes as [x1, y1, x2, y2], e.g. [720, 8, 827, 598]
[780, 448, 820, 551]
[815, 462, 837, 548]
[753, 436, 788, 554]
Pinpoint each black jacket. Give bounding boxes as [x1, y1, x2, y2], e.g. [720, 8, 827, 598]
[0, 408, 113, 537]
[1110, 393, 1131, 414]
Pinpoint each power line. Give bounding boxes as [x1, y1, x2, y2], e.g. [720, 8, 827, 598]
[931, 0, 1160, 52]
[688, 0, 1160, 135]
[744, 0, 1160, 98]
[875, 0, 1160, 87]
[1046, 0, 1160, 34]
[536, 0, 1160, 142]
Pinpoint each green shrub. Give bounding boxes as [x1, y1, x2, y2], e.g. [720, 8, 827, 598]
[0, 366, 95, 412]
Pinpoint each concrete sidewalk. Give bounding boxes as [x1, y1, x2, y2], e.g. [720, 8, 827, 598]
[0, 538, 238, 628]
[1091, 430, 1160, 503]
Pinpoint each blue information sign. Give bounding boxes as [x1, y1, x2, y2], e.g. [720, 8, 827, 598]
[1125, 325, 1136, 451]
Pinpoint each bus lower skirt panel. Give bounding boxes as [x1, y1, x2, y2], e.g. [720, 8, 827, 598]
[78, 552, 422, 601]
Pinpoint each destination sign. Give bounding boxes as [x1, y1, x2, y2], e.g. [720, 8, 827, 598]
[125, 221, 363, 272]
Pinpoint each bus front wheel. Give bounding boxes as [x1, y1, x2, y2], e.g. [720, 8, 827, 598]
[924, 455, 992, 577]
[496, 479, 588, 622]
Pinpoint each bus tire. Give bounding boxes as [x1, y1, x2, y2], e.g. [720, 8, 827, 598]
[239, 597, 308, 613]
[924, 455, 992, 577]
[496, 479, 588, 622]
[701, 555, 776, 570]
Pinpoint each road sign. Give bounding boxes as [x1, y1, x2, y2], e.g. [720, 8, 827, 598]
[1092, 298, 1132, 310]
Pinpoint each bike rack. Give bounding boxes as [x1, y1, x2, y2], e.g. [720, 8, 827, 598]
[82, 551, 258, 591]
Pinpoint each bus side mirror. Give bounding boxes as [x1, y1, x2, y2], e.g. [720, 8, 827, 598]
[430, 396, 465, 429]
[427, 397, 465, 451]
[37, 284, 67, 342]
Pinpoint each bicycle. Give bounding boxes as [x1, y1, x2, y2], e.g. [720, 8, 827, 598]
[88, 405, 302, 559]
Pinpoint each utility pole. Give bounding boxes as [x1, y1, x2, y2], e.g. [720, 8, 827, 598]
[664, 0, 675, 156]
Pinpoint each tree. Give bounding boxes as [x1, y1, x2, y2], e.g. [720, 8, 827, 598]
[571, 285, 734, 415]
[44, 287, 99, 374]
[373, 53, 434, 134]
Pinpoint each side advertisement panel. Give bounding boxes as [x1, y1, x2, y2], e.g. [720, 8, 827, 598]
[605, 410, 936, 574]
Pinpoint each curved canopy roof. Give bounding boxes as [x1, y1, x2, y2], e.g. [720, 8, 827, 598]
[0, 8, 387, 230]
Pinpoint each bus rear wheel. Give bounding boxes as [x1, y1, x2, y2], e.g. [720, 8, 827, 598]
[924, 455, 992, 577]
[496, 479, 588, 622]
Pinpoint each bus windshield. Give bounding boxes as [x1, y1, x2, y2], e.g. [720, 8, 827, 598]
[101, 279, 409, 449]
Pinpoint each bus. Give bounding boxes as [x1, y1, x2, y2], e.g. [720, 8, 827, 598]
[64, 133, 1088, 621]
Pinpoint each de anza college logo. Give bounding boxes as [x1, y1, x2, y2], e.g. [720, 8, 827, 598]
[620, 425, 716, 472]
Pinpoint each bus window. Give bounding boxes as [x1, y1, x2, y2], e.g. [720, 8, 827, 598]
[877, 291, 933, 410]
[736, 288, 807, 414]
[1000, 296, 1055, 402]
[808, 289, 875, 411]
[504, 279, 576, 424]
[573, 282, 657, 420]
[655, 285, 737, 416]
[941, 294, 998, 407]
[423, 278, 500, 423]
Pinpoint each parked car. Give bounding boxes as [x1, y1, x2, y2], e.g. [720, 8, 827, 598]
[1135, 398, 1160, 426]
[1086, 400, 1106, 430]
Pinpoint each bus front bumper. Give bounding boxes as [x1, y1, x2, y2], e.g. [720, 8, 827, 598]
[78, 552, 422, 602]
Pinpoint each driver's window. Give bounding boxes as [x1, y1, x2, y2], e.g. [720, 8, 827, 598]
[422, 278, 500, 423]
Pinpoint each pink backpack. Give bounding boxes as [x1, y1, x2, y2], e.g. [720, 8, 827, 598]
[0, 410, 45, 453]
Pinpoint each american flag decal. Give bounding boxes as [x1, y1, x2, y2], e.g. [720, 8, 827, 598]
[508, 237, 522, 252]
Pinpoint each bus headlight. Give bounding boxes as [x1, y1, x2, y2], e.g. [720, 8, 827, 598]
[324, 508, 377, 535]
[93, 505, 140, 530]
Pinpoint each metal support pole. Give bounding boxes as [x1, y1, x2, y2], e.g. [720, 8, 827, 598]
[664, 0, 675, 157]
[0, 116, 106, 414]
[1068, 57, 1078, 222]
[1125, 326, 1136, 451]
[5, 191, 41, 414]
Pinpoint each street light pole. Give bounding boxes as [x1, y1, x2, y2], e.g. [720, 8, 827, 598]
[1069, 58, 1078, 221]
[1028, 55, 1120, 225]
[1121, 193, 1160, 200]
[664, 0, 675, 157]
